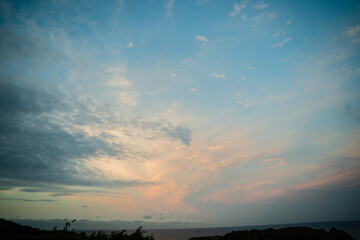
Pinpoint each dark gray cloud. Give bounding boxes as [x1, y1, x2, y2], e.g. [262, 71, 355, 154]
[0, 81, 155, 195]
[0, 198, 57, 202]
[17, 179, 152, 197]
[142, 213, 164, 221]
[0, 81, 62, 115]
[161, 125, 192, 146]
[0, 80, 192, 196]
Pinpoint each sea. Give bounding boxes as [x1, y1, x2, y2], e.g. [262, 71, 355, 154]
[132, 221, 360, 240]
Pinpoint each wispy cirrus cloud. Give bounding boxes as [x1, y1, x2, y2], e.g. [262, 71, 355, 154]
[273, 29, 285, 38]
[346, 23, 360, 37]
[264, 157, 285, 166]
[283, 52, 296, 62]
[166, 0, 175, 17]
[195, 35, 209, 42]
[346, 23, 360, 42]
[196, 0, 210, 5]
[236, 90, 250, 107]
[230, 1, 247, 17]
[272, 37, 292, 48]
[252, 1, 269, 10]
[209, 73, 225, 78]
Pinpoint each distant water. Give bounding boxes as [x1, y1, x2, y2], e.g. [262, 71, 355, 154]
[139, 221, 360, 240]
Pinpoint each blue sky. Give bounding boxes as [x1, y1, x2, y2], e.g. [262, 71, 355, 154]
[0, 0, 359, 229]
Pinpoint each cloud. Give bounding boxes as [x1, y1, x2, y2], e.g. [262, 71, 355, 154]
[0, 15, 200, 203]
[166, 0, 175, 17]
[236, 91, 250, 107]
[251, 12, 265, 21]
[230, 1, 247, 17]
[195, 35, 209, 42]
[18, 185, 129, 197]
[264, 157, 285, 166]
[127, 41, 133, 48]
[346, 24, 360, 37]
[116, 91, 138, 105]
[142, 213, 164, 221]
[0, 198, 57, 202]
[105, 67, 132, 88]
[196, 0, 210, 5]
[267, 12, 277, 20]
[273, 29, 285, 38]
[209, 73, 225, 78]
[0, 81, 62, 115]
[0, 81, 158, 194]
[346, 23, 360, 42]
[249, 11, 276, 26]
[252, 1, 269, 10]
[107, 77, 132, 87]
[106, 72, 132, 87]
[272, 37, 292, 48]
[0, 20, 61, 64]
[208, 145, 223, 150]
[282, 52, 296, 62]
[189, 88, 198, 92]
[290, 158, 360, 193]
[161, 124, 192, 146]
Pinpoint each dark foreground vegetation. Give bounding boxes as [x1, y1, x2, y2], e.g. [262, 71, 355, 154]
[0, 218, 154, 240]
[1, 218, 356, 240]
[189, 227, 355, 240]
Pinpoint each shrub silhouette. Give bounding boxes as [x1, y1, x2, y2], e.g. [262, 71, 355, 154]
[0, 218, 154, 240]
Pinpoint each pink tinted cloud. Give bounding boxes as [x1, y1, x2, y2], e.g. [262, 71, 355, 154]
[264, 157, 285, 166]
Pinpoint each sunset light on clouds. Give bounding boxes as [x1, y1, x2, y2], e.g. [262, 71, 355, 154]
[0, 0, 360, 229]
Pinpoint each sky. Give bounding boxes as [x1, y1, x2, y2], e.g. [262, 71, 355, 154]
[0, 0, 360, 230]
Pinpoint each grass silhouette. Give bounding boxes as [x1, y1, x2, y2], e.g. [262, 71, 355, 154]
[0, 218, 154, 240]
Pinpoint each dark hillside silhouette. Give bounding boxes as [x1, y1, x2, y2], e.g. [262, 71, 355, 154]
[189, 227, 355, 240]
